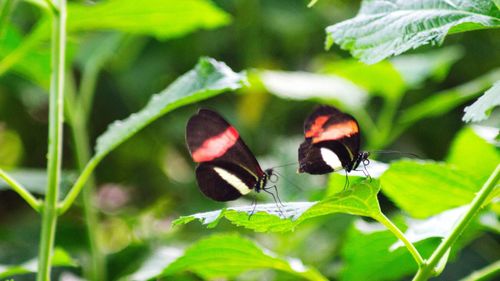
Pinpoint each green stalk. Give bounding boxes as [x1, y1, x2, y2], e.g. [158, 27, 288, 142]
[413, 164, 500, 281]
[0, 169, 41, 211]
[37, 0, 65, 280]
[375, 213, 424, 267]
[65, 66, 106, 281]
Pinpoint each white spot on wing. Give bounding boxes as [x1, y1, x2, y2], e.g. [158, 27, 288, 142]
[320, 148, 343, 170]
[213, 167, 252, 195]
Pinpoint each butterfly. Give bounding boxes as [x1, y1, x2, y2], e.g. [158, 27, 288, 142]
[186, 109, 274, 201]
[298, 105, 369, 175]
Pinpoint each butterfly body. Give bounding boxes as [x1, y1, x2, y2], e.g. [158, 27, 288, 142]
[186, 109, 272, 201]
[298, 105, 369, 175]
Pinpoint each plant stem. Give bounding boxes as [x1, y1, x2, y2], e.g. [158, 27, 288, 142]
[413, 164, 500, 281]
[65, 67, 106, 281]
[37, 0, 66, 280]
[459, 260, 500, 281]
[375, 213, 424, 267]
[0, 169, 41, 211]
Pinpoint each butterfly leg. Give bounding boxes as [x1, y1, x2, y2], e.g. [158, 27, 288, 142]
[362, 159, 372, 182]
[248, 197, 257, 220]
[343, 171, 350, 191]
[263, 186, 285, 218]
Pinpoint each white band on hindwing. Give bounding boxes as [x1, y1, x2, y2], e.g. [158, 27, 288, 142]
[320, 148, 343, 171]
[213, 167, 252, 195]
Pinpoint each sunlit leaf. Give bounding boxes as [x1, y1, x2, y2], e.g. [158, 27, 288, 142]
[326, 0, 500, 64]
[0, 24, 50, 88]
[0, 248, 76, 279]
[68, 0, 230, 40]
[127, 234, 327, 281]
[322, 60, 405, 99]
[259, 70, 368, 110]
[391, 46, 464, 88]
[174, 181, 382, 232]
[463, 81, 500, 122]
[93, 57, 246, 161]
[380, 160, 480, 218]
[447, 127, 500, 182]
[390, 206, 467, 250]
[340, 220, 437, 281]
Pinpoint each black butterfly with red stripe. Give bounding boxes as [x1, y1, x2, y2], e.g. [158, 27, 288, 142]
[298, 105, 369, 175]
[186, 109, 273, 201]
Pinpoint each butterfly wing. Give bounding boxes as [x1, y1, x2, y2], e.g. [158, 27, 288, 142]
[186, 109, 265, 200]
[299, 105, 361, 173]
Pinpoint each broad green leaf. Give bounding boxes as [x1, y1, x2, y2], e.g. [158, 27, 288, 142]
[259, 70, 368, 110]
[447, 127, 500, 182]
[463, 81, 500, 123]
[322, 60, 405, 99]
[390, 206, 467, 250]
[380, 160, 481, 218]
[127, 247, 183, 281]
[390, 46, 464, 88]
[326, 0, 500, 64]
[0, 248, 76, 279]
[340, 220, 437, 281]
[174, 181, 382, 232]
[0, 24, 50, 88]
[93, 57, 245, 161]
[399, 68, 500, 125]
[157, 234, 327, 281]
[68, 0, 230, 40]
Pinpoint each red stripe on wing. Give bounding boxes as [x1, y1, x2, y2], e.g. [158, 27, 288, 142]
[305, 115, 329, 138]
[192, 127, 239, 162]
[312, 120, 359, 143]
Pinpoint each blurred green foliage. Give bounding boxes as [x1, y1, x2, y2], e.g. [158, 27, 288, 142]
[1, 0, 499, 281]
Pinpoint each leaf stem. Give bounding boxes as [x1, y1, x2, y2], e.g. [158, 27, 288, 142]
[459, 260, 500, 281]
[413, 164, 500, 281]
[37, 0, 66, 280]
[58, 157, 100, 215]
[43, 0, 59, 15]
[0, 169, 41, 211]
[375, 212, 424, 267]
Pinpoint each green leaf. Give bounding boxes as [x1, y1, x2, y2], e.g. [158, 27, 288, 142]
[463, 81, 500, 122]
[259, 70, 368, 110]
[447, 127, 500, 182]
[128, 234, 327, 281]
[399, 68, 500, 126]
[391, 46, 464, 88]
[174, 180, 382, 232]
[0, 248, 76, 279]
[380, 160, 481, 218]
[390, 206, 468, 250]
[68, 0, 230, 40]
[0, 24, 50, 88]
[322, 60, 405, 99]
[340, 220, 437, 281]
[326, 0, 500, 64]
[93, 57, 245, 161]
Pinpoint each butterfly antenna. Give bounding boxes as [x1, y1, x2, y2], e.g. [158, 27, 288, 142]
[273, 170, 303, 192]
[270, 162, 299, 169]
[370, 150, 421, 159]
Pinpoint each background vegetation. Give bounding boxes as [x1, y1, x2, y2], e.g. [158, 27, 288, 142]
[0, 0, 499, 280]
